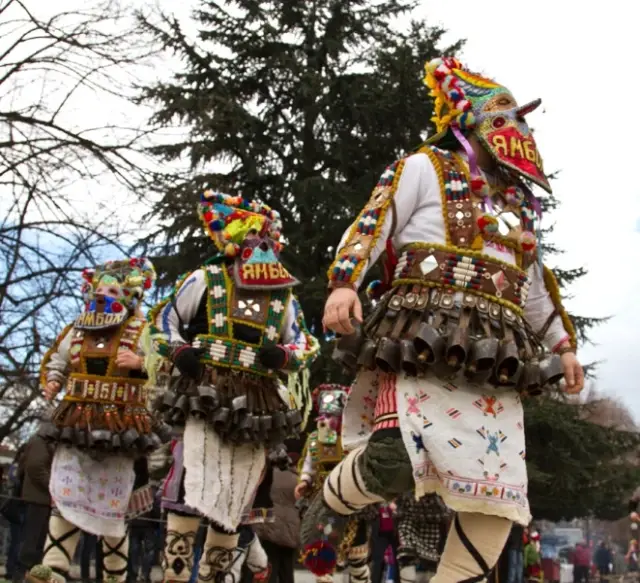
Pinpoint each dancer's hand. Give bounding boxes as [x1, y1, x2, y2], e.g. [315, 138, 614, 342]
[560, 350, 584, 394]
[294, 481, 309, 500]
[631, 512, 640, 523]
[323, 287, 362, 335]
[44, 381, 61, 401]
[116, 349, 143, 370]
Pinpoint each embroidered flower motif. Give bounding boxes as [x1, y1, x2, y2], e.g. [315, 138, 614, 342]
[211, 312, 225, 329]
[238, 347, 256, 367]
[271, 299, 284, 313]
[211, 284, 225, 299]
[209, 341, 227, 361]
[265, 325, 278, 341]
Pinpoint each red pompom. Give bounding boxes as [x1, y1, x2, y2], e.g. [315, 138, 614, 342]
[302, 541, 337, 576]
[129, 258, 137, 266]
[111, 301, 123, 313]
[203, 210, 214, 222]
[144, 277, 152, 289]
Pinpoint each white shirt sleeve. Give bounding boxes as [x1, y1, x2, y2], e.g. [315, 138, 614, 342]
[44, 327, 73, 384]
[154, 268, 207, 346]
[524, 263, 570, 351]
[299, 448, 316, 483]
[333, 153, 431, 290]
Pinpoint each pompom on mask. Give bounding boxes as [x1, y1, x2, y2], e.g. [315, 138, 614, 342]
[423, 57, 550, 193]
[76, 258, 156, 330]
[198, 190, 299, 290]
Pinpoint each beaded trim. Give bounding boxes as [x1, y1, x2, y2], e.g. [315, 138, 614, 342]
[393, 242, 529, 315]
[68, 317, 146, 376]
[327, 159, 405, 287]
[192, 263, 289, 377]
[542, 265, 578, 349]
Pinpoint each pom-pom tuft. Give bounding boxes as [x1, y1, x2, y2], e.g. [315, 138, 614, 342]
[302, 541, 337, 576]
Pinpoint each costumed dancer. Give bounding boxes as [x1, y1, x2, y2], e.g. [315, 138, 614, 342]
[30, 258, 167, 583]
[300, 56, 585, 583]
[394, 493, 452, 583]
[523, 532, 542, 583]
[149, 190, 319, 583]
[296, 384, 373, 583]
[160, 435, 290, 582]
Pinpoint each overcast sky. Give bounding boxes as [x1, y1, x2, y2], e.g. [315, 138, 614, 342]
[27, 0, 640, 415]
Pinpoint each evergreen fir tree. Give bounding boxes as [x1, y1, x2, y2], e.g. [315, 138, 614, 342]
[136, 0, 462, 382]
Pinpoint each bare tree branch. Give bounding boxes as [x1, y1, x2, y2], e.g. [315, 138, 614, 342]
[0, 0, 158, 442]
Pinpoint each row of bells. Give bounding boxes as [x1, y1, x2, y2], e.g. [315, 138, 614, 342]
[155, 384, 303, 445]
[333, 320, 565, 393]
[39, 421, 172, 454]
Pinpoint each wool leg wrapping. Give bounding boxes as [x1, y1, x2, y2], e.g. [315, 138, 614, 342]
[431, 512, 511, 583]
[347, 543, 370, 583]
[399, 565, 417, 583]
[41, 512, 81, 577]
[102, 533, 129, 583]
[163, 512, 201, 583]
[245, 534, 268, 573]
[197, 527, 241, 582]
[323, 446, 384, 515]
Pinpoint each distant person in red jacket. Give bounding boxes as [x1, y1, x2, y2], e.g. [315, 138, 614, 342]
[573, 542, 591, 583]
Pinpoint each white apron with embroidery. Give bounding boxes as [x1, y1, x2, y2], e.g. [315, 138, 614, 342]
[50, 447, 135, 537]
[183, 418, 266, 532]
[342, 370, 530, 525]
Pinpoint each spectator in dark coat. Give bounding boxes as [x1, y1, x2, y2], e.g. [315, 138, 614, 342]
[593, 541, 612, 578]
[252, 465, 300, 583]
[127, 486, 162, 583]
[12, 434, 54, 583]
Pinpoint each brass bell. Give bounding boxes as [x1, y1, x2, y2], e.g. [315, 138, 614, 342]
[285, 410, 302, 430]
[332, 345, 357, 371]
[148, 433, 162, 451]
[160, 391, 178, 413]
[521, 361, 542, 396]
[90, 429, 111, 449]
[400, 339, 420, 377]
[539, 354, 565, 386]
[496, 341, 521, 384]
[357, 340, 377, 370]
[188, 396, 206, 419]
[154, 422, 173, 444]
[467, 338, 500, 373]
[413, 322, 445, 365]
[272, 410, 286, 428]
[74, 428, 86, 448]
[121, 428, 140, 449]
[336, 320, 365, 357]
[231, 395, 248, 413]
[197, 383, 219, 411]
[445, 328, 470, 370]
[374, 337, 402, 373]
[60, 426, 74, 444]
[213, 407, 231, 433]
[138, 435, 153, 453]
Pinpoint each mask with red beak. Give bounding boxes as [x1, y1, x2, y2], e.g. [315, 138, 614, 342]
[424, 58, 551, 193]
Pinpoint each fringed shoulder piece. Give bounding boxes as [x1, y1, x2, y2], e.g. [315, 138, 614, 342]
[39, 323, 74, 388]
[542, 265, 577, 350]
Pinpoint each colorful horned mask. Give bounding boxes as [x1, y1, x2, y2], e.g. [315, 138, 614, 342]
[76, 258, 156, 330]
[313, 384, 348, 445]
[198, 190, 298, 290]
[424, 57, 550, 193]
